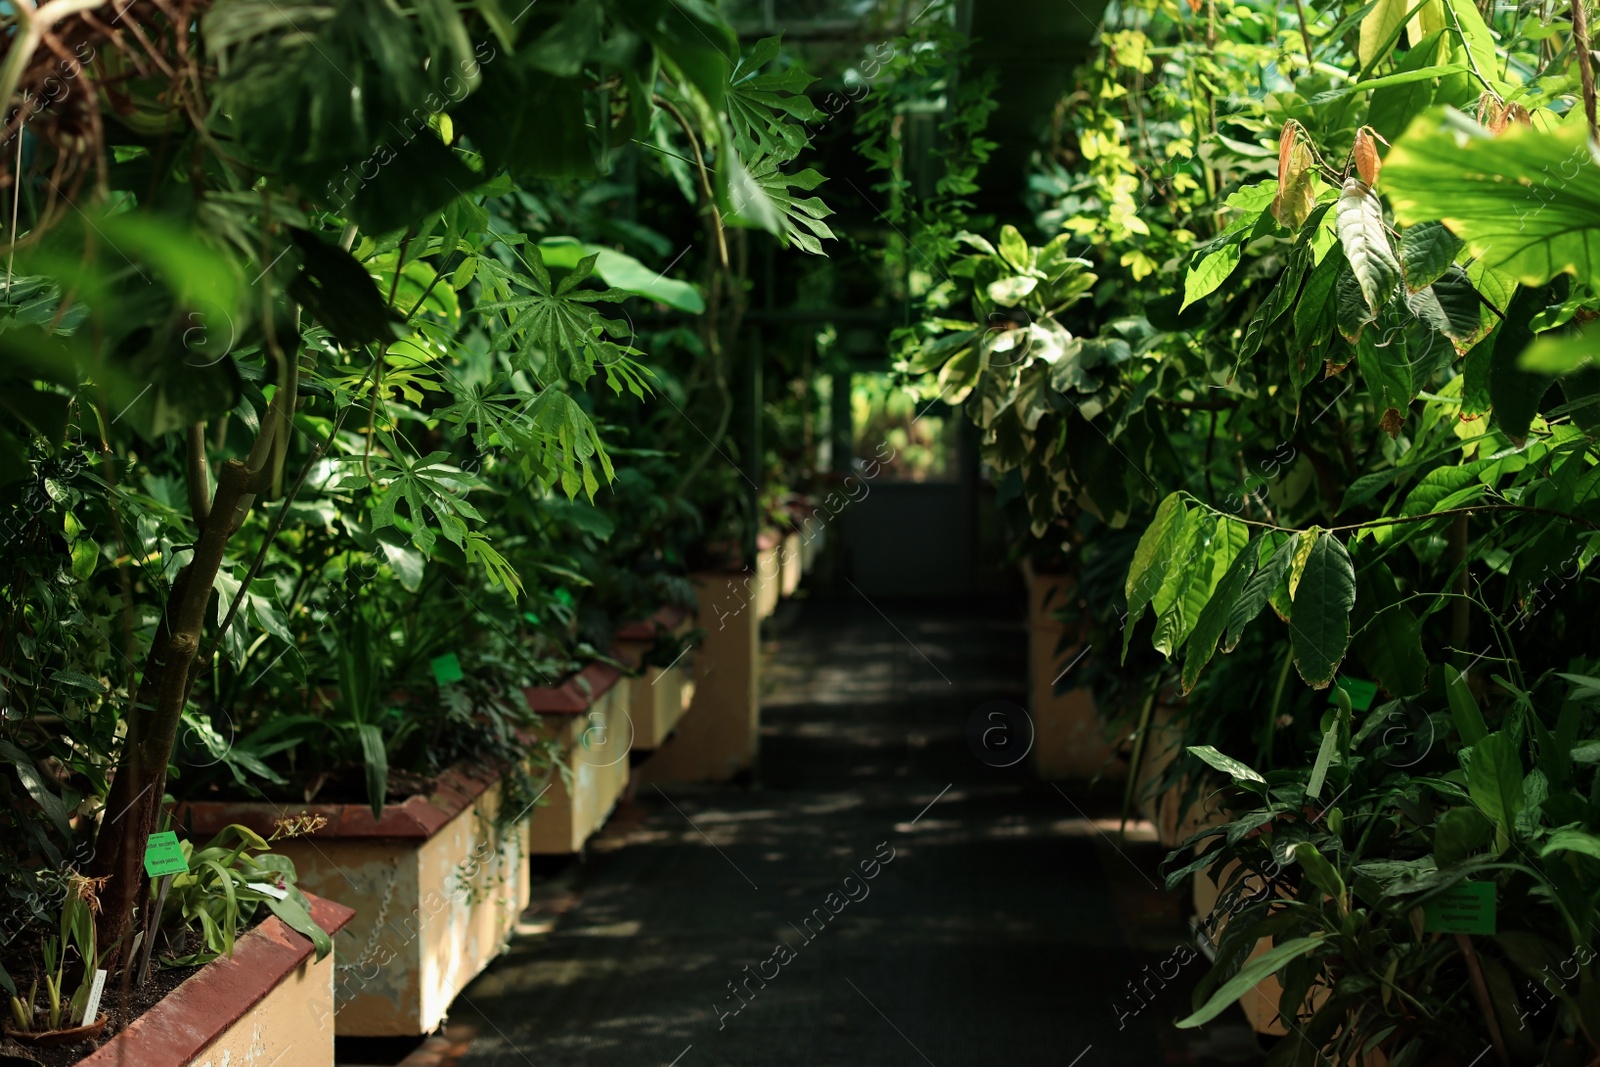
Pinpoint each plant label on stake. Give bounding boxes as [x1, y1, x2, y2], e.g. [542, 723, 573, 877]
[431, 652, 464, 686]
[1332, 676, 1378, 711]
[1423, 882, 1496, 934]
[142, 831, 188, 878]
[80, 968, 107, 1024]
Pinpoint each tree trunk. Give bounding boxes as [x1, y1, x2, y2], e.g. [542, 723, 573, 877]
[90, 459, 257, 965]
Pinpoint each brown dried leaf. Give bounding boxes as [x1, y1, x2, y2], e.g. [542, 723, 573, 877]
[1353, 127, 1382, 187]
[1380, 407, 1404, 438]
[1272, 122, 1318, 231]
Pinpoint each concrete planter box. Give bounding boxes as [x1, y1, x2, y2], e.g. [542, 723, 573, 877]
[76, 894, 352, 1066]
[524, 664, 631, 854]
[615, 607, 696, 752]
[798, 513, 826, 573]
[779, 531, 804, 598]
[637, 567, 763, 785]
[174, 765, 531, 1037]
[755, 531, 782, 619]
[1192, 857, 1297, 1036]
[1024, 566, 1121, 781]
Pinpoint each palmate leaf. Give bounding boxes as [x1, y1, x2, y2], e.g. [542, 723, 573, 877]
[727, 36, 825, 162]
[435, 373, 530, 451]
[368, 440, 484, 554]
[508, 389, 615, 501]
[732, 156, 836, 255]
[1385, 110, 1600, 291]
[474, 247, 632, 387]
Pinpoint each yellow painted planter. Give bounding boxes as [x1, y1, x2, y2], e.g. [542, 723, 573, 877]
[616, 608, 697, 752]
[177, 769, 532, 1037]
[77, 895, 352, 1067]
[780, 531, 804, 598]
[637, 567, 763, 785]
[524, 667, 631, 854]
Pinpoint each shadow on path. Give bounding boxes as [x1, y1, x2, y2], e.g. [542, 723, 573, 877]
[447, 596, 1257, 1067]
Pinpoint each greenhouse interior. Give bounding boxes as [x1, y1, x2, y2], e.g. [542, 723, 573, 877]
[2, 0, 1599, 1063]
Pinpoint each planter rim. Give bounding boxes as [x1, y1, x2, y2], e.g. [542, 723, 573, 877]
[614, 603, 690, 642]
[76, 894, 353, 1067]
[523, 660, 622, 714]
[173, 761, 503, 841]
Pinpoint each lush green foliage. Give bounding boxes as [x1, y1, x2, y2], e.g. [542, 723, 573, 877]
[876, 0, 1600, 1059]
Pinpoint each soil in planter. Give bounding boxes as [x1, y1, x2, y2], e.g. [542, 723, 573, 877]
[0, 963, 194, 1067]
[183, 762, 441, 809]
[0, 922, 254, 1066]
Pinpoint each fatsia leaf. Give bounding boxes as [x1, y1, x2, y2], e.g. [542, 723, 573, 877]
[732, 156, 836, 254]
[1337, 177, 1401, 312]
[1289, 532, 1356, 688]
[474, 246, 632, 387]
[726, 36, 825, 161]
[1385, 110, 1600, 291]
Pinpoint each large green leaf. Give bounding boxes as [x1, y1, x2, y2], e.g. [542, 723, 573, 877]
[1176, 936, 1325, 1028]
[536, 238, 705, 313]
[1444, 664, 1488, 744]
[1289, 532, 1356, 688]
[1122, 492, 1187, 660]
[1337, 177, 1401, 312]
[1224, 533, 1292, 652]
[1467, 731, 1524, 835]
[1353, 604, 1429, 696]
[1152, 514, 1249, 658]
[1386, 110, 1600, 291]
[1186, 745, 1266, 784]
[1399, 221, 1464, 292]
[1181, 537, 1257, 692]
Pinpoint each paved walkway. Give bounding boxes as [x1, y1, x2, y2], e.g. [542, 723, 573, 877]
[446, 596, 1251, 1067]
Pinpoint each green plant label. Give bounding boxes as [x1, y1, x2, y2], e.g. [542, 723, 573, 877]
[431, 652, 464, 686]
[1333, 676, 1378, 711]
[143, 831, 188, 877]
[1423, 882, 1496, 934]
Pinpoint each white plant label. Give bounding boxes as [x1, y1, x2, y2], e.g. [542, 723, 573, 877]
[247, 881, 290, 900]
[81, 968, 108, 1024]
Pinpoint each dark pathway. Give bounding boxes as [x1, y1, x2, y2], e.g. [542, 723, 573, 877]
[448, 596, 1250, 1067]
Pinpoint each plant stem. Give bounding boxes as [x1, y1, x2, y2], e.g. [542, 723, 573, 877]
[1572, 0, 1599, 144]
